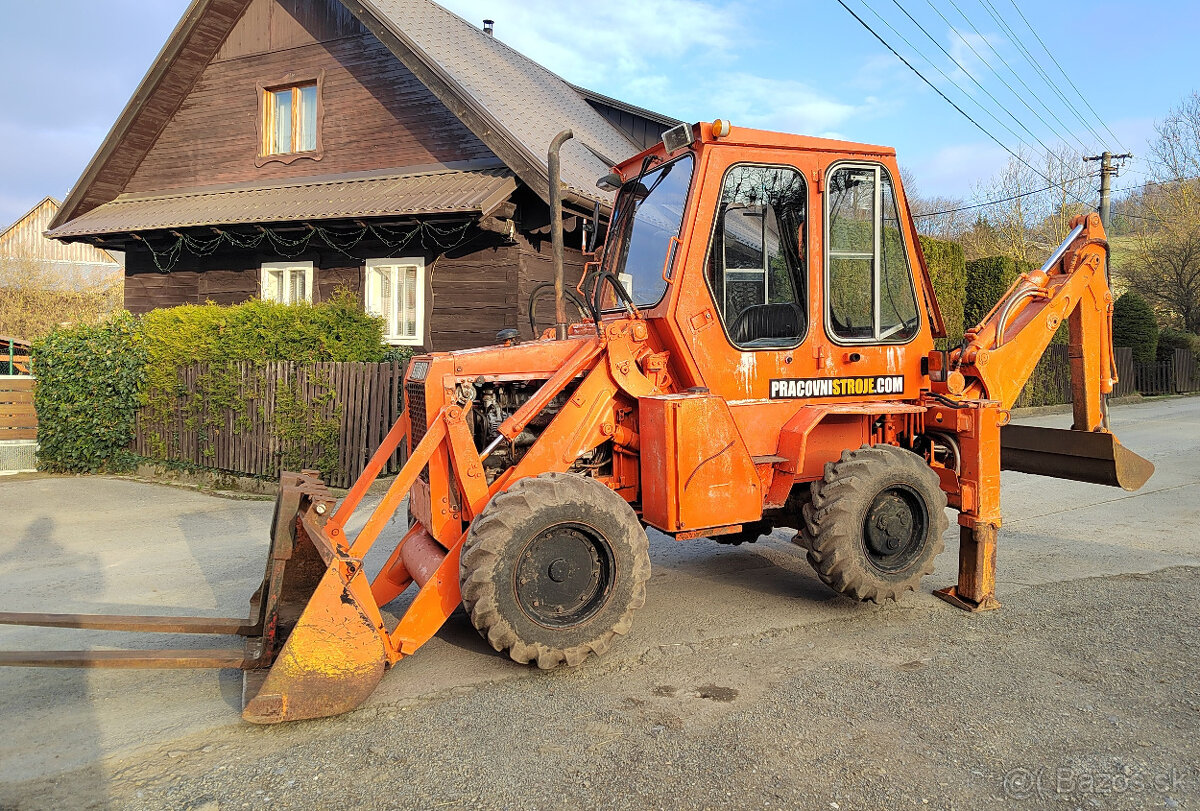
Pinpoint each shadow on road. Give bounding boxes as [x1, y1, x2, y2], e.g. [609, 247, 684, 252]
[0, 517, 108, 810]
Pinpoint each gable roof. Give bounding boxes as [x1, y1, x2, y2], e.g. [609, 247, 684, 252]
[2, 198, 119, 266]
[51, 0, 666, 236]
[343, 0, 644, 206]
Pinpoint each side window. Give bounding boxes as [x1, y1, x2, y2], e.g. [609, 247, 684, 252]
[827, 165, 920, 343]
[706, 165, 807, 349]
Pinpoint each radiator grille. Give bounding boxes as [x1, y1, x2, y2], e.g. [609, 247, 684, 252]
[405, 381, 432, 483]
[406, 381, 427, 447]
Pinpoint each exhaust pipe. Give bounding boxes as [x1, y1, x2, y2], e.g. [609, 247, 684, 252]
[548, 129, 574, 341]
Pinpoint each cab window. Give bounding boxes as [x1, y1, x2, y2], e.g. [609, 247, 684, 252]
[826, 164, 920, 343]
[706, 164, 807, 349]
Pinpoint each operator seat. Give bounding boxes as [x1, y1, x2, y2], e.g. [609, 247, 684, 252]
[729, 302, 806, 346]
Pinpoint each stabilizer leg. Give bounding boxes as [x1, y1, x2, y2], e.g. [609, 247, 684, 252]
[935, 523, 1001, 612]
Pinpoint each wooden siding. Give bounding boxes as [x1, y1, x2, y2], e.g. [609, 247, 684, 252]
[215, 0, 365, 61]
[1, 198, 120, 267]
[585, 98, 673, 152]
[431, 236, 520, 352]
[122, 224, 591, 352]
[517, 232, 587, 340]
[126, 2, 494, 195]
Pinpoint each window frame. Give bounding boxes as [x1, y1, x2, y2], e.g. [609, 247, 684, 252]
[823, 161, 922, 346]
[260, 261, 315, 305]
[702, 161, 810, 352]
[364, 257, 426, 347]
[256, 71, 325, 167]
[599, 152, 696, 313]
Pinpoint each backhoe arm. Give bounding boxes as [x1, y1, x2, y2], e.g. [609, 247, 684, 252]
[954, 213, 1114, 430]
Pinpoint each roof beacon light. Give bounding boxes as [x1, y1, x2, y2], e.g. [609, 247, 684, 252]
[661, 123, 695, 154]
[712, 119, 732, 138]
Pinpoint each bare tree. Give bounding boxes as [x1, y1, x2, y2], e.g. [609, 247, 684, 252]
[1151, 91, 1200, 181]
[960, 145, 1093, 262]
[899, 166, 970, 241]
[0, 255, 122, 342]
[1120, 93, 1200, 333]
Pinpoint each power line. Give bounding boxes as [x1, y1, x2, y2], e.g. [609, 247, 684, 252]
[925, 0, 1088, 153]
[848, 0, 1058, 172]
[1004, 0, 1132, 154]
[834, 0, 1094, 210]
[913, 172, 1094, 218]
[975, 0, 1110, 149]
[889, 0, 1076, 169]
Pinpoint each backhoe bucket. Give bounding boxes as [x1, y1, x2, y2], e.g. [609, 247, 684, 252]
[239, 472, 389, 724]
[1000, 424, 1154, 491]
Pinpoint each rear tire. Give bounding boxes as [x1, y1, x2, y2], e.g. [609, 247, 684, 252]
[459, 472, 651, 669]
[802, 444, 947, 603]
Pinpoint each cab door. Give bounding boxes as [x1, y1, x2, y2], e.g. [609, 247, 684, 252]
[669, 157, 818, 457]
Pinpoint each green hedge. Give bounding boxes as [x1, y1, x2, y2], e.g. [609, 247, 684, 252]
[918, 236, 966, 344]
[33, 312, 146, 473]
[1113, 292, 1159, 363]
[964, 256, 1036, 331]
[33, 294, 395, 475]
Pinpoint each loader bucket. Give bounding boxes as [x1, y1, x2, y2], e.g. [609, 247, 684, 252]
[1000, 424, 1154, 491]
[240, 472, 389, 724]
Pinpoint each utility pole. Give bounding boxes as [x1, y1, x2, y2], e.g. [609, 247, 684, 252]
[1084, 151, 1134, 234]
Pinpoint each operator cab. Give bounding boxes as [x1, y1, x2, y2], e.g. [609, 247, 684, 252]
[593, 120, 937, 401]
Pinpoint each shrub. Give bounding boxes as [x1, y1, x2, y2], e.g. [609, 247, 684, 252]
[33, 312, 145, 473]
[964, 255, 1036, 331]
[1113, 292, 1159, 363]
[1156, 327, 1199, 361]
[918, 236, 966, 344]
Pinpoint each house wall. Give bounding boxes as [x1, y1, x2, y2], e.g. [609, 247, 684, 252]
[124, 0, 495, 196]
[123, 227, 589, 352]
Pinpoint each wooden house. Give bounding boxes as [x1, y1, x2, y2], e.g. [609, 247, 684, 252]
[46, 0, 677, 351]
[1, 197, 122, 290]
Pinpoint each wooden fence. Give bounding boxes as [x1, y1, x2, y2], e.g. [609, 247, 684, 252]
[1014, 346, 1196, 405]
[0, 377, 36, 440]
[1134, 348, 1200, 396]
[134, 362, 406, 488]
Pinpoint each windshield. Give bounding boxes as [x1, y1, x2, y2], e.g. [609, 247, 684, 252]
[602, 154, 695, 309]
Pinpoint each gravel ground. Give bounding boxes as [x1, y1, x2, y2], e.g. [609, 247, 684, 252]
[2, 565, 1197, 811]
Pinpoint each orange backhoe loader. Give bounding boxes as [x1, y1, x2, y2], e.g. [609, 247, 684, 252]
[0, 122, 1154, 723]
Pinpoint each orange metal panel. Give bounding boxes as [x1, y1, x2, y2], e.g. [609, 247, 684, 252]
[639, 394, 762, 534]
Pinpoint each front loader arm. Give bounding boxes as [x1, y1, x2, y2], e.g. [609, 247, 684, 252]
[954, 213, 1115, 430]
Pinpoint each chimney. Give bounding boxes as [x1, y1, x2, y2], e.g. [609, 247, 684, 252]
[482, 19, 494, 36]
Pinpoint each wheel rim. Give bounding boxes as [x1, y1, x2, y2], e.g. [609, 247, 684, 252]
[861, 484, 928, 572]
[515, 522, 615, 628]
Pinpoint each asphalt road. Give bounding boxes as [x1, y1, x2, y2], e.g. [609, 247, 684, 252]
[0, 396, 1197, 809]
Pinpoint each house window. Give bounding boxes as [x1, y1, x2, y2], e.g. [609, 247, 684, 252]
[257, 73, 324, 165]
[261, 262, 314, 305]
[264, 83, 317, 155]
[365, 259, 425, 345]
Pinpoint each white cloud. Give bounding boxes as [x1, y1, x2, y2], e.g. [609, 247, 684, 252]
[440, 0, 743, 86]
[907, 140, 1010, 199]
[682, 73, 874, 136]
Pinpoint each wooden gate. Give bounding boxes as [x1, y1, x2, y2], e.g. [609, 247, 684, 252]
[0, 377, 36, 440]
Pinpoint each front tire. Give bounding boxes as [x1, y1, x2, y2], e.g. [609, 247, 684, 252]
[802, 445, 948, 603]
[459, 472, 651, 668]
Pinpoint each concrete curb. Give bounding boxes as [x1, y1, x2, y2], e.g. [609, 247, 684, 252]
[114, 463, 397, 500]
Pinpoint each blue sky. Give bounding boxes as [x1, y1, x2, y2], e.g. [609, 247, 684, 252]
[1, 0, 1197, 227]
